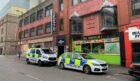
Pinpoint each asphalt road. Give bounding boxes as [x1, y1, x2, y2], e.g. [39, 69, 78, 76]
[0, 55, 139, 81]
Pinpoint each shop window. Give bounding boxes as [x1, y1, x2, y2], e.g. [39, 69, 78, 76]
[59, 0, 64, 11]
[30, 28, 36, 37]
[132, 43, 140, 63]
[37, 25, 44, 35]
[45, 4, 53, 17]
[30, 13, 36, 23]
[37, 9, 43, 20]
[132, 0, 140, 16]
[19, 19, 23, 27]
[101, 7, 118, 27]
[60, 19, 64, 31]
[80, 0, 87, 2]
[45, 22, 51, 34]
[44, 41, 52, 48]
[72, 0, 78, 6]
[24, 16, 29, 25]
[24, 29, 29, 38]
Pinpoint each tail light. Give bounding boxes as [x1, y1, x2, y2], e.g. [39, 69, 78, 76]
[130, 64, 135, 69]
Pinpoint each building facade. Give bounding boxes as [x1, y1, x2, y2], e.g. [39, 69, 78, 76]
[18, 0, 55, 54]
[117, 0, 140, 67]
[54, 0, 122, 65]
[0, 14, 18, 55]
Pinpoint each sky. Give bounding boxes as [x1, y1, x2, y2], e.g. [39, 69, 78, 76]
[0, 0, 9, 10]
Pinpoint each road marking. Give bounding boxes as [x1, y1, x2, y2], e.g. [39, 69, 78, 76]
[26, 74, 44, 81]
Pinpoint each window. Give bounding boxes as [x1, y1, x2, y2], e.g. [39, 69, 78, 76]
[74, 54, 81, 59]
[101, 7, 118, 27]
[66, 53, 72, 58]
[59, 0, 64, 11]
[21, 31, 24, 39]
[24, 30, 29, 38]
[1, 37, 3, 42]
[19, 19, 23, 27]
[30, 28, 36, 37]
[80, 0, 87, 2]
[72, 0, 78, 6]
[60, 19, 64, 31]
[45, 4, 53, 16]
[31, 49, 35, 54]
[1, 28, 4, 34]
[36, 50, 41, 55]
[37, 9, 43, 20]
[45, 22, 51, 34]
[30, 13, 35, 23]
[37, 25, 44, 35]
[24, 16, 29, 25]
[132, 0, 140, 16]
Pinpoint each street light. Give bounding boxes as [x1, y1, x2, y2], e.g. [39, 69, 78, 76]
[16, 10, 24, 60]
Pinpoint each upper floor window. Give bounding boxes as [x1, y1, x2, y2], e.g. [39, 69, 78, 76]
[45, 22, 51, 34]
[37, 25, 44, 35]
[45, 4, 53, 16]
[59, 0, 64, 11]
[132, 0, 140, 16]
[101, 7, 118, 27]
[60, 19, 64, 31]
[24, 16, 29, 25]
[37, 9, 43, 20]
[72, 0, 78, 6]
[30, 28, 36, 37]
[24, 30, 30, 38]
[30, 13, 36, 23]
[19, 19, 23, 27]
[80, 0, 87, 2]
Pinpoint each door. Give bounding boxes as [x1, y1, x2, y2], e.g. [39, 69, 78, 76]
[132, 43, 140, 63]
[58, 46, 64, 58]
[36, 49, 42, 62]
[30, 49, 36, 62]
[73, 54, 82, 70]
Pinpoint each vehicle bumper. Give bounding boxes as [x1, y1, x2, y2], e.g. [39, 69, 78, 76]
[129, 70, 140, 78]
[90, 65, 108, 73]
[42, 61, 57, 64]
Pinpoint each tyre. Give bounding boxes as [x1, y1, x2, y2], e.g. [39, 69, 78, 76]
[83, 65, 91, 74]
[59, 62, 65, 69]
[38, 60, 43, 66]
[26, 59, 30, 64]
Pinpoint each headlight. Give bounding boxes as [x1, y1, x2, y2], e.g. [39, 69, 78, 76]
[93, 63, 100, 66]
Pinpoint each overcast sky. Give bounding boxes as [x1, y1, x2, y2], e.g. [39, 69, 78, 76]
[0, 0, 9, 10]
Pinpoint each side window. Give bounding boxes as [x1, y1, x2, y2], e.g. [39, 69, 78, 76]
[74, 54, 81, 59]
[30, 49, 35, 54]
[36, 50, 41, 55]
[66, 53, 72, 58]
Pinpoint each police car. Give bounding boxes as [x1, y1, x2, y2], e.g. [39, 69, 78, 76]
[26, 48, 57, 66]
[58, 52, 108, 74]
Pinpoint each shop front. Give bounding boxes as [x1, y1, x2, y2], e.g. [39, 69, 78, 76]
[74, 33, 121, 65]
[124, 24, 140, 67]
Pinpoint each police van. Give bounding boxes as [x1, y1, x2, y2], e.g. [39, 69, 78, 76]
[26, 48, 57, 66]
[58, 52, 108, 74]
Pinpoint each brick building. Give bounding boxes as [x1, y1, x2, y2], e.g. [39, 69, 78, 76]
[117, 0, 140, 67]
[18, 0, 55, 54]
[54, 0, 122, 65]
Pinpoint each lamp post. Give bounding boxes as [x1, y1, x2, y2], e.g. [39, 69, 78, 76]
[16, 10, 24, 60]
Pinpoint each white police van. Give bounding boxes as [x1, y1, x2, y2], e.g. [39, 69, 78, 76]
[26, 48, 57, 66]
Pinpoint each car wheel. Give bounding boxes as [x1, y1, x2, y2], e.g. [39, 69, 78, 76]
[83, 65, 91, 74]
[38, 60, 43, 66]
[59, 62, 65, 69]
[26, 59, 30, 64]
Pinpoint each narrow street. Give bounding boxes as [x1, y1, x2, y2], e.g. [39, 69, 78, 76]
[0, 55, 138, 81]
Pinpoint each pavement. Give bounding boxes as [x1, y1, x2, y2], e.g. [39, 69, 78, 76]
[0, 55, 139, 81]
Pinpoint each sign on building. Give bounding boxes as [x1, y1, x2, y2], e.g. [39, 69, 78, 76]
[128, 27, 140, 42]
[51, 11, 56, 33]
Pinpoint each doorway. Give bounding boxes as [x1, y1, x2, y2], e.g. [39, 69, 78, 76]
[132, 43, 140, 63]
[58, 46, 64, 58]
